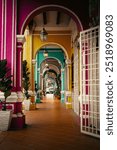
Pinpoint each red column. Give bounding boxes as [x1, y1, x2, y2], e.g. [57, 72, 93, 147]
[16, 35, 25, 91]
[9, 35, 26, 130]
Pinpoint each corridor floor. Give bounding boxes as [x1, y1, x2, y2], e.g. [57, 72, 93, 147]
[0, 99, 100, 150]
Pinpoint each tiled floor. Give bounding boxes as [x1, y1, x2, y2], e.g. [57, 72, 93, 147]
[0, 99, 100, 150]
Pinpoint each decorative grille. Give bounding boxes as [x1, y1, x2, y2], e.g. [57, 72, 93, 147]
[80, 26, 100, 138]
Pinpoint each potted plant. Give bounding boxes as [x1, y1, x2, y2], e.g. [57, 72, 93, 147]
[0, 59, 13, 131]
[22, 60, 31, 110]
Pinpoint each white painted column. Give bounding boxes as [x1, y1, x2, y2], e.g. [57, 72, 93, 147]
[73, 37, 80, 115]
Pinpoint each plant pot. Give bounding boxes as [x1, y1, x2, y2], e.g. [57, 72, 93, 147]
[0, 110, 12, 131]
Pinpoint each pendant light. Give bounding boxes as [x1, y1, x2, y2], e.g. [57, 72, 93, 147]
[40, 28, 48, 41]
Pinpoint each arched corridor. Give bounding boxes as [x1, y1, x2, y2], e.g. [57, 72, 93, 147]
[0, 0, 100, 149]
[0, 98, 99, 150]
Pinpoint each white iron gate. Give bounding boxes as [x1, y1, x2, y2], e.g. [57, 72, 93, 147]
[80, 26, 100, 138]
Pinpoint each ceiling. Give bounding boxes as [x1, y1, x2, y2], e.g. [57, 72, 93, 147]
[28, 11, 76, 32]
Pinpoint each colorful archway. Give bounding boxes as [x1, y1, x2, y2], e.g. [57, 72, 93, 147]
[34, 47, 66, 102]
[20, 4, 83, 34]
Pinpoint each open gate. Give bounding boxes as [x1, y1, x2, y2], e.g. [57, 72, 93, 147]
[80, 26, 100, 138]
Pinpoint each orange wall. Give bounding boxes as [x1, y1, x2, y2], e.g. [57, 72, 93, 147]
[32, 33, 72, 58]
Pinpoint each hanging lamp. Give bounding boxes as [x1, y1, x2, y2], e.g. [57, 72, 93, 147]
[40, 28, 48, 41]
[43, 49, 48, 57]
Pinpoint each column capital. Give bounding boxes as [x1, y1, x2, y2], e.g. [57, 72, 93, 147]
[65, 59, 71, 65]
[6, 92, 18, 102]
[16, 35, 26, 44]
[32, 59, 37, 65]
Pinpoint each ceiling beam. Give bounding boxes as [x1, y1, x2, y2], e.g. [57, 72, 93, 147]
[56, 11, 61, 25]
[43, 12, 47, 25]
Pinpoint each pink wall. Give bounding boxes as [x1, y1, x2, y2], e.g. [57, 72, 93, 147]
[0, 0, 5, 59]
[6, 0, 12, 68]
[0, 0, 17, 91]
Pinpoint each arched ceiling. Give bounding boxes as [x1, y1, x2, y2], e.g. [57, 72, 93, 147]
[26, 10, 77, 33]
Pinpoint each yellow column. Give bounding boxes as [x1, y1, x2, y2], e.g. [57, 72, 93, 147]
[30, 59, 36, 109]
[65, 59, 71, 91]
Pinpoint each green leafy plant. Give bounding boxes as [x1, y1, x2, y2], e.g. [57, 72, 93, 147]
[0, 59, 12, 110]
[22, 60, 30, 99]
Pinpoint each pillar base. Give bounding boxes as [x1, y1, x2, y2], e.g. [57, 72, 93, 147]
[0, 92, 5, 101]
[65, 91, 72, 109]
[0, 91, 26, 130]
[65, 91, 72, 102]
[66, 102, 72, 109]
[6, 92, 18, 102]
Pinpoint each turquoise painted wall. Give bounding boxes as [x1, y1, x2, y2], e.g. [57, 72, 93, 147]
[38, 48, 65, 67]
